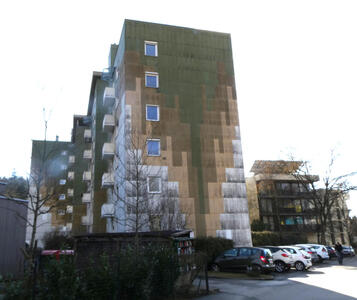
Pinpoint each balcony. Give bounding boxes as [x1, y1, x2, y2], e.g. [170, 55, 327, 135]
[84, 129, 92, 143]
[103, 114, 115, 132]
[102, 143, 115, 160]
[68, 155, 75, 164]
[101, 203, 115, 218]
[66, 205, 73, 214]
[103, 87, 115, 107]
[68, 172, 74, 180]
[83, 171, 91, 181]
[67, 189, 74, 197]
[82, 193, 91, 203]
[102, 173, 114, 188]
[83, 149, 92, 159]
[81, 215, 91, 226]
[66, 223, 72, 231]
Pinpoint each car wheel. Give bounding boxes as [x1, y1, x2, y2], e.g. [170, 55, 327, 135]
[211, 264, 221, 272]
[275, 261, 286, 273]
[295, 261, 305, 271]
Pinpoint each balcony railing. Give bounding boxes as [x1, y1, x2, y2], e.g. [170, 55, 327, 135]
[103, 87, 115, 107]
[82, 193, 91, 203]
[102, 143, 114, 160]
[103, 114, 115, 132]
[101, 203, 115, 218]
[67, 189, 74, 197]
[68, 155, 75, 164]
[81, 215, 91, 226]
[102, 173, 114, 188]
[68, 172, 74, 180]
[83, 149, 92, 159]
[83, 171, 91, 181]
[84, 129, 91, 139]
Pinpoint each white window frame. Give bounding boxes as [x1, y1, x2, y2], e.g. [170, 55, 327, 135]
[59, 194, 66, 201]
[145, 72, 159, 88]
[147, 139, 160, 156]
[144, 41, 158, 57]
[147, 176, 162, 194]
[146, 105, 160, 121]
[59, 179, 66, 185]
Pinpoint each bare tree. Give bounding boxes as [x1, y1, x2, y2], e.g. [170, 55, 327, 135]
[110, 126, 186, 241]
[289, 151, 356, 244]
[25, 119, 69, 260]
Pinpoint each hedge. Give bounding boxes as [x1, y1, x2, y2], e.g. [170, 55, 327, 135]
[193, 237, 234, 267]
[252, 231, 307, 246]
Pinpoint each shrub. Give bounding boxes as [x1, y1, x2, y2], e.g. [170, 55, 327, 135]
[43, 230, 74, 250]
[252, 231, 307, 246]
[251, 219, 269, 231]
[252, 231, 280, 246]
[193, 237, 234, 268]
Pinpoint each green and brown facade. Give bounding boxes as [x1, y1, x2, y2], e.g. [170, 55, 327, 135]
[29, 20, 252, 246]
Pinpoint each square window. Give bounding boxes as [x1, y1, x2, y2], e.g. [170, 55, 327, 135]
[147, 139, 160, 156]
[148, 177, 161, 193]
[145, 72, 159, 88]
[145, 41, 158, 57]
[59, 179, 66, 185]
[146, 105, 159, 121]
[59, 194, 66, 200]
[61, 151, 68, 156]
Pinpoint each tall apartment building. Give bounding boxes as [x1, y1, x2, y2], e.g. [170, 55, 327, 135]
[28, 20, 252, 246]
[246, 160, 349, 244]
[26, 140, 73, 246]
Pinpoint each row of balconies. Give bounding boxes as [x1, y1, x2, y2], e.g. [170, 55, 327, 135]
[79, 87, 116, 225]
[102, 87, 116, 218]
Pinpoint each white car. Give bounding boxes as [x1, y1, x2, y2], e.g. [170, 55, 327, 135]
[261, 246, 294, 273]
[279, 246, 312, 271]
[299, 244, 329, 262]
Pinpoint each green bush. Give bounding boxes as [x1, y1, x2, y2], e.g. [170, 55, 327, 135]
[251, 219, 269, 231]
[252, 231, 280, 246]
[2, 245, 180, 300]
[252, 231, 307, 246]
[193, 237, 234, 268]
[280, 233, 307, 245]
[43, 230, 74, 250]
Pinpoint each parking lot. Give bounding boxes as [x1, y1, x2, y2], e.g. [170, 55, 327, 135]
[199, 256, 357, 300]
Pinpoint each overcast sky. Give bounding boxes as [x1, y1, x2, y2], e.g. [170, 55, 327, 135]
[0, 0, 356, 215]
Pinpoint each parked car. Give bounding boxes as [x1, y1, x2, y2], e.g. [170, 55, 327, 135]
[326, 246, 337, 258]
[279, 246, 312, 271]
[260, 246, 294, 273]
[342, 246, 356, 257]
[302, 244, 329, 262]
[212, 247, 275, 274]
[295, 245, 319, 264]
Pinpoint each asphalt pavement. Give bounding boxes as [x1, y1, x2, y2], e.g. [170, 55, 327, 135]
[197, 256, 357, 300]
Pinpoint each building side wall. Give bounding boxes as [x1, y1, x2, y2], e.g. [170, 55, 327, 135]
[0, 198, 27, 277]
[120, 20, 251, 245]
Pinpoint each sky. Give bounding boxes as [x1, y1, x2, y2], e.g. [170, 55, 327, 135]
[0, 0, 356, 215]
